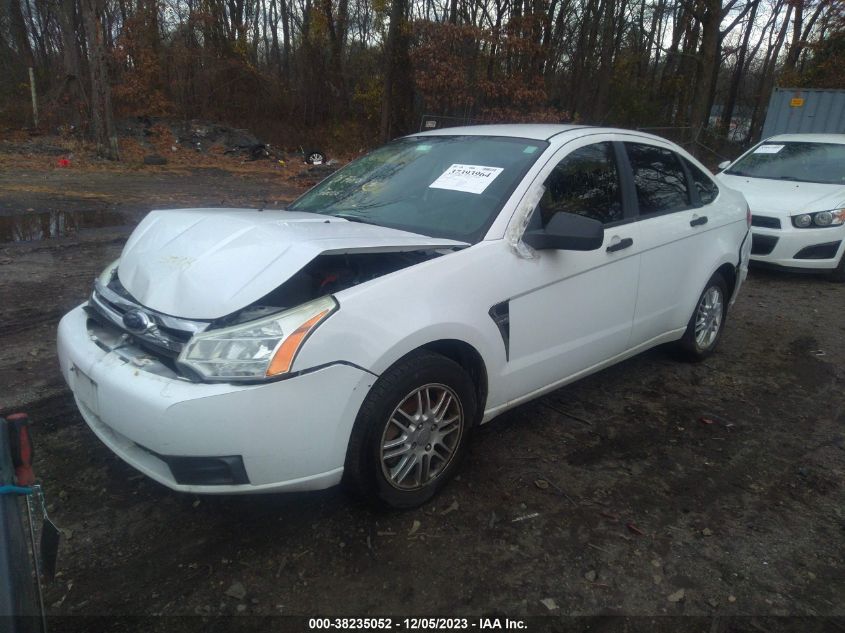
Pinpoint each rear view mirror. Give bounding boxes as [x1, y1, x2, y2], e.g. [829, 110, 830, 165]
[717, 160, 731, 171]
[523, 211, 604, 251]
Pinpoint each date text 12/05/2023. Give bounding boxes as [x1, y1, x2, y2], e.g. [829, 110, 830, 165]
[307, 617, 529, 630]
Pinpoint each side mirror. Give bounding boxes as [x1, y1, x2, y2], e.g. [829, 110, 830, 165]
[717, 160, 731, 171]
[523, 211, 604, 251]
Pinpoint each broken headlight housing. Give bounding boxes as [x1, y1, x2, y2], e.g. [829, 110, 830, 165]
[792, 209, 845, 228]
[177, 296, 337, 382]
[97, 259, 120, 286]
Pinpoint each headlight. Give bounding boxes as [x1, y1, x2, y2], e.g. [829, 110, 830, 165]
[97, 259, 120, 286]
[792, 209, 845, 228]
[177, 296, 337, 382]
[815, 211, 833, 226]
[793, 214, 812, 228]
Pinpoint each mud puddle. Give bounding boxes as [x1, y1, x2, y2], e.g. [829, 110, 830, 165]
[0, 209, 130, 243]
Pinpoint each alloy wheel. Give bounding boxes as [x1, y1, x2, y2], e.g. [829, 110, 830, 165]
[379, 383, 464, 491]
[694, 286, 723, 350]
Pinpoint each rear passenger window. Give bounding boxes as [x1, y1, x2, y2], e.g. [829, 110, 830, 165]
[682, 158, 719, 205]
[539, 142, 623, 226]
[624, 143, 691, 216]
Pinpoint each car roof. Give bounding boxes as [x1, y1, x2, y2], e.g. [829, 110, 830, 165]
[412, 123, 584, 140]
[764, 133, 845, 145]
[408, 123, 672, 143]
[411, 123, 671, 144]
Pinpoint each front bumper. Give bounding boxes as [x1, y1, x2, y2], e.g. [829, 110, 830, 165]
[57, 304, 375, 494]
[750, 221, 845, 272]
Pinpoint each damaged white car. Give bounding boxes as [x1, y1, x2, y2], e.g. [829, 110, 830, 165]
[57, 125, 751, 508]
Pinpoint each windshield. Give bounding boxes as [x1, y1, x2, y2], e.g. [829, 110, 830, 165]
[289, 135, 548, 242]
[725, 141, 845, 185]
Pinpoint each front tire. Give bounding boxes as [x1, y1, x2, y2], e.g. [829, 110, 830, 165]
[343, 350, 476, 509]
[678, 272, 728, 361]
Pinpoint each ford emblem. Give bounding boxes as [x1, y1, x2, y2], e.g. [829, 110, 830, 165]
[123, 309, 152, 332]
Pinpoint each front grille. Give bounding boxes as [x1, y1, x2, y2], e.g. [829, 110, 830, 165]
[88, 275, 208, 359]
[751, 215, 781, 229]
[751, 234, 779, 255]
[794, 241, 842, 260]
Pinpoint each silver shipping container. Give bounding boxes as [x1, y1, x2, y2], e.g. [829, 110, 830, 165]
[762, 87, 845, 138]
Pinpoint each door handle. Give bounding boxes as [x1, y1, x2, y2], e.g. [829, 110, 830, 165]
[606, 237, 633, 253]
[690, 215, 708, 227]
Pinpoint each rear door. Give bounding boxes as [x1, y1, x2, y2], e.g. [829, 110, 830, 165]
[622, 141, 723, 344]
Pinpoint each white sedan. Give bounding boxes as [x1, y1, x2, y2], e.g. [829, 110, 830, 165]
[57, 125, 751, 508]
[716, 133, 845, 280]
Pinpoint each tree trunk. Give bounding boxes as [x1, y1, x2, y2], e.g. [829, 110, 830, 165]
[281, 0, 291, 78]
[720, 0, 759, 131]
[269, 0, 282, 72]
[81, 0, 119, 160]
[380, 0, 411, 141]
[9, 0, 34, 68]
[688, 0, 721, 132]
[322, 0, 350, 104]
[749, 4, 793, 142]
[784, 0, 827, 73]
[658, 2, 689, 120]
[57, 0, 89, 127]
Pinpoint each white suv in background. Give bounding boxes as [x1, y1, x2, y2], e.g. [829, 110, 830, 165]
[717, 133, 845, 281]
[58, 125, 751, 508]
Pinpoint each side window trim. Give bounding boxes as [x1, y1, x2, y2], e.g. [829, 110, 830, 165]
[613, 141, 639, 221]
[681, 156, 721, 207]
[678, 155, 704, 208]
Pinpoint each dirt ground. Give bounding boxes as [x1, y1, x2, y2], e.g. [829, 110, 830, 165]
[1, 156, 843, 632]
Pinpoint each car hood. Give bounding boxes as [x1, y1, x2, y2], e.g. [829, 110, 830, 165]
[118, 208, 467, 320]
[716, 173, 845, 216]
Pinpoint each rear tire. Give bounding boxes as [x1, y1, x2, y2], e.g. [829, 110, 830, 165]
[343, 350, 476, 509]
[678, 272, 728, 361]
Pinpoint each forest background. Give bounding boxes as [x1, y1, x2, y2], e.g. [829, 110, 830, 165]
[1, 0, 843, 159]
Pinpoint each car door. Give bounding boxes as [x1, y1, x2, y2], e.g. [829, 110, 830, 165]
[502, 136, 641, 402]
[621, 140, 714, 344]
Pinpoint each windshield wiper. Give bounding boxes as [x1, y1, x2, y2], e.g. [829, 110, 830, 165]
[331, 213, 375, 225]
[776, 175, 802, 181]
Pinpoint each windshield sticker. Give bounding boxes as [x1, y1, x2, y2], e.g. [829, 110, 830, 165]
[523, 146, 539, 154]
[753, 144, 785, 154]
[429, 164, 504, 194]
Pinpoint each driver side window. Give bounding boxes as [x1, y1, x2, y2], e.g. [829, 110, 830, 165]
[538, 142, 623, 226]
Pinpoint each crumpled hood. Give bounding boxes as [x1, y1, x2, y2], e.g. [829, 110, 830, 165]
[118, 208, 467, 320]
[716, 174, 845, 217]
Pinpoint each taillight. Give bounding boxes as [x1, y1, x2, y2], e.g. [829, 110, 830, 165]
[746, 206, 752, 228]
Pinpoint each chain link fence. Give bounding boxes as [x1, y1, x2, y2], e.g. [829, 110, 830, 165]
[634, 126, 746, 170]
[418, 114, 488, 132]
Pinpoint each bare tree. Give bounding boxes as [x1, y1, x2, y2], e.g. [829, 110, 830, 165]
[0, 0, 842, 147]
[380, 0, 412, 140]
[80, 0, 119, 159]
